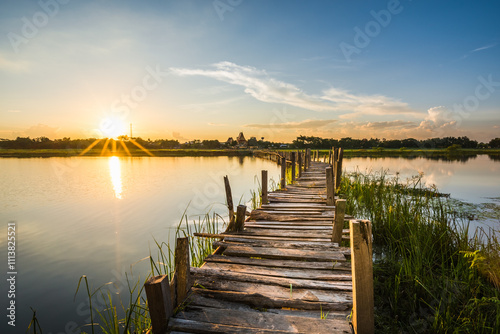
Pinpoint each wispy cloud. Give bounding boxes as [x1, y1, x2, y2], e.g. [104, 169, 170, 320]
[170, 62, 417, 117]
[245, 119, 336, 129]
[208, 122, 229, 127]
[471, 42, 498, 53]
[360, 120, 418, 130]
[462, 42, 498, 59]
[7, 109, 22, 113]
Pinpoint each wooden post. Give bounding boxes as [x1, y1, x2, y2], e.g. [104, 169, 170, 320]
[297, 150, 302, 178]
[224, 175, 236, 231]
[291, 152, 296, 182]
[280, 156, 286, 189]
[235, 205, 246, 231]
[335, 148, 344, 190]
[174, 237, 190, 305]
[326, 167, 335, 206]
[145, 275, 172, 334]
[262, 170, 268, 205]
[350, 220, 374, 334]
[316, 150, 319, 162]
[306, 148, 311, 170]
[332, 199, 346, 244]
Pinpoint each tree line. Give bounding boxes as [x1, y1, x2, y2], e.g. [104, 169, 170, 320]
[1, 135, 499, 150]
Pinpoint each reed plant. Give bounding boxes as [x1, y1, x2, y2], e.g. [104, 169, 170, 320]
[70, 211, 222, 334]
[338, 169, 500, 333]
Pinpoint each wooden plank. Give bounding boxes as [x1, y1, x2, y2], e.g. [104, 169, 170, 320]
[186, 292, 351, 320]
[239, 228, 335, 239]
[244, 224, 334, 230]
[221, 244, 347, 262]
[245, 220, 352, 226]
[190, 285, 352, 311]
[173, 306, 351, 333]
[168, 317, 294, 333]
[200, 262, 352, 281]
[192, 267, 352, 291]
[218, 238, 351, 253]
[261, 204, 333, 209]
[248, 211, 332, 221]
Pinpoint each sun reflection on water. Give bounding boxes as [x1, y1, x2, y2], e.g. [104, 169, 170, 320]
[109, 156, 123, 199]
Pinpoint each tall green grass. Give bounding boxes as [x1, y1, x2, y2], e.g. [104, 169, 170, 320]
[338, 170, 500, 333]
[71, 212, 222, 334]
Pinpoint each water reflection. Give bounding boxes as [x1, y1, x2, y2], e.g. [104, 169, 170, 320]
[109, 156, 123, 199]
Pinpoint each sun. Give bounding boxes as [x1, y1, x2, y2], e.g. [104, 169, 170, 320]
[99, 116, 127, 139]
[79, 118, 154, 157]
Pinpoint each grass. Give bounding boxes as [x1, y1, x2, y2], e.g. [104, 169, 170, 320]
[338, 170, 500, 333]
[67, 211, 223, 334]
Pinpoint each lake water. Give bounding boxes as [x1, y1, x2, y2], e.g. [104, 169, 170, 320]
[1, 155, 499, 333]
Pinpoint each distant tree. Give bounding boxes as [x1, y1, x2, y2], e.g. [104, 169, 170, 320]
[201, 140, 221, 149]
[489, 138, 500, 148]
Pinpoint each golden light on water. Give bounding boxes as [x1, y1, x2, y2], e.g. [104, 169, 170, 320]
[109, 156, 123, 199]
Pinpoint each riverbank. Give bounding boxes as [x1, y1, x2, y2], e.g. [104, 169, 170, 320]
[0, 148, 254, 158]
[1, 147, 499, 158]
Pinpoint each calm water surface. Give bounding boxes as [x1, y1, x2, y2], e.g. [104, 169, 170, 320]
[0, 156, 281, 333]
[0, 155, 499, 332]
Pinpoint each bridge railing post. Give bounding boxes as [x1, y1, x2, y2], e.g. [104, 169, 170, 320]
[326, 167, 335, 206]
[335, 148, 344, 191]
[261, 170, 268, 205]
[350, 219, 374, 334]
[280, 156, 287, 189]
[291, 152, 296, 182]
[145, 275, 172, 334]
[145, 236, 191, 334]
[332, 199, 345, 244]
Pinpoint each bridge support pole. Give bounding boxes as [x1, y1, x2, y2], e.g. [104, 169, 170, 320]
[350, 220, 374, 334]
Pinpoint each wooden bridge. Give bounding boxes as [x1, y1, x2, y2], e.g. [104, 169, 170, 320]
[145, 150, 374, 333]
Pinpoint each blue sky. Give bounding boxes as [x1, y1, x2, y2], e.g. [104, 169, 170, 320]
[1, 0, 499, 142]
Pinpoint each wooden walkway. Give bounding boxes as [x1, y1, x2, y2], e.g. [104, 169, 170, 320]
[165, 161, 354, 333]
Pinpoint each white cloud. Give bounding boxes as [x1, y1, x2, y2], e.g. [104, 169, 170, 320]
[244, 119, 337, 129]
[418, 106, 457, 131]
[25, 123, 59, 139]
[170, 61, 418, 117]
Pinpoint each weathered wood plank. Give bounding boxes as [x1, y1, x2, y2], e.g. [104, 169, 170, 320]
[186, 291, 351, 320]
[199, 262, 352, 281]
[191, 286, 352, 311]
[168, 317, 294, 333]
[192, 267, 352, 291]
[173, 306, 351, 333]
[221, 244, 347, 262]
[239, 228, 336, 239]
[217, 238, 350, 253]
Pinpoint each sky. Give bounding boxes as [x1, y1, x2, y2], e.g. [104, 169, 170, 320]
[1, 0, 499, 143]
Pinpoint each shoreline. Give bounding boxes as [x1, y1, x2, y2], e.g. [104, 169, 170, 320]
[1, 147, 499, 158]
